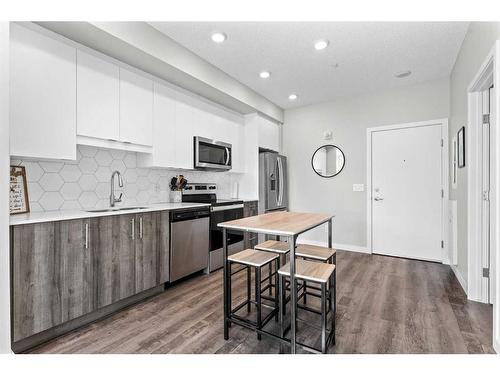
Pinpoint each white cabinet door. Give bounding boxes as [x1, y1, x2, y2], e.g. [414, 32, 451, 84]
[77, 50, 119, 141]
[151, 82, 176, 166]
[10, 24, 77, 160]
[119, 68, 153, 146]
[174, 101, 194, 169]
[258, 117, 280, 152]
[231, 122, 246, 173]
[193, 107, 214, 140]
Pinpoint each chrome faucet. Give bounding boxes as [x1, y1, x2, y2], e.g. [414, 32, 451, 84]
[110, 170, 124, 207]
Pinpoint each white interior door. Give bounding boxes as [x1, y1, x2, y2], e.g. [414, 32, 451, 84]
[371, 124, 443, 261]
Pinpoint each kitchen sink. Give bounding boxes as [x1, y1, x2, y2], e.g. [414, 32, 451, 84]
[85, 206, 149, 213]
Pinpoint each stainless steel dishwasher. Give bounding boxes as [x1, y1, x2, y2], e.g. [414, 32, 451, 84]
[170, 207, 210, 282]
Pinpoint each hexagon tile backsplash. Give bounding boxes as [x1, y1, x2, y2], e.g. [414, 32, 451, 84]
[11, 145, 239, 212]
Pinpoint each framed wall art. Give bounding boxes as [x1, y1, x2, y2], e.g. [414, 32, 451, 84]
[10, 165, 30, 214]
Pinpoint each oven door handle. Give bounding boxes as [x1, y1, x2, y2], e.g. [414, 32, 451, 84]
[210, 203, 244, 212]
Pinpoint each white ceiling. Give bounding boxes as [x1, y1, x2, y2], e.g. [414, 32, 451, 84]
[150, 22, 469, 109]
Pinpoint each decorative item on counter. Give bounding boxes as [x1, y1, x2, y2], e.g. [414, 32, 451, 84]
[169, 175, 187, 203]
[10, 165, 30, 214]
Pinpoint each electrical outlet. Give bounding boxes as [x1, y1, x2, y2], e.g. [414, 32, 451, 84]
[353, 184, 364, 192]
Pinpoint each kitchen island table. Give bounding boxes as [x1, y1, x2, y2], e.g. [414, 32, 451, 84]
[218, 211, 334, 354]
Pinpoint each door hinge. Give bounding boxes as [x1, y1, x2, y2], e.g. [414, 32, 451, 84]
[441, 189, 444, 198]
[441, 240, 444, 248]
[483, 190, 490, 201]
[483, 114, 490, 124]
[440, 139, 444, 147]
[483, 267, 490, 278]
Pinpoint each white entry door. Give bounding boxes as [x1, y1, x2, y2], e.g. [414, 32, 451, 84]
[371, 124, 443, 261]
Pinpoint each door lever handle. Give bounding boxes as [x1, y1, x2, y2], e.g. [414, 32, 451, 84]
[373, 197, 384, 201]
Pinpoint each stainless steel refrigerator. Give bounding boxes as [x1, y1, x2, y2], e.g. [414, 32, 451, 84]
[258, 152, 288, 213]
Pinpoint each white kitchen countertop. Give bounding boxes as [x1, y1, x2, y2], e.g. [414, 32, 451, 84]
[9, 202, 211, 226]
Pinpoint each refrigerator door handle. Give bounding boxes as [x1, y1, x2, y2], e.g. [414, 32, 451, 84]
[275, 159, 280, 206]
[278, 157, 284, 206]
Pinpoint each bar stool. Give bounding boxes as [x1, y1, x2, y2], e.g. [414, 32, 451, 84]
[256, 242, 336, 301]
[296, 244, 336, 305]
[296, 244, 336, 264]
[227, 249, 280, 339]
[278, 259, 336, 353]
[254, 240, 290, 299]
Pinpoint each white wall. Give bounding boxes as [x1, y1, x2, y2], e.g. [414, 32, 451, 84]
[448, 21, 500, 353]
[0, 22, 11, 353]
[449, 22, 500, 285]
[283, 78, 450, 248]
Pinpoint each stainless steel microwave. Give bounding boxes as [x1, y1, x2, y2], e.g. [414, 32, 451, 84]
[194, 136, 232, 171]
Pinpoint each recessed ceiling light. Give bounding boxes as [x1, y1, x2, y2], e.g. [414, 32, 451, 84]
[288, 94, 298, 101]
[211, 32, 227, 43]
[259, 71, 271, 79]
[395, 70, 412, 78]
[314, 39, 329, 51]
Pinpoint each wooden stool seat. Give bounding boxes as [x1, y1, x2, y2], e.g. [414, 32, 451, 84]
[228, 249, 279, 267]
[255, 240, 290, 254]
[278, 259, 335, 284]
[296, 244, 336, 262]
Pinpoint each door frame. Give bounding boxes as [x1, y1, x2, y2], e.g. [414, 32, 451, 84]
[467, 42, 499, 306]
[366, 118, 449, 262]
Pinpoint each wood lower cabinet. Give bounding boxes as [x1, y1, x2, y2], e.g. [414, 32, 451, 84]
[157, 211, 170, 284]
[135, 212, 159, 293]
[11, 219, 93, 342]
[243, 201, 259, 249]
[59, 219, 95, 322]
[11, 210, 171, 344]
[92, 213, 136, 309]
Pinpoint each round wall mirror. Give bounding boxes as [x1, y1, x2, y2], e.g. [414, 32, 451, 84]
[311, 145, 345, 178]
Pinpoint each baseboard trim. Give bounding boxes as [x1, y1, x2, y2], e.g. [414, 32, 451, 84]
[451, 264, 467, 294]
[296, 239, 369, 254]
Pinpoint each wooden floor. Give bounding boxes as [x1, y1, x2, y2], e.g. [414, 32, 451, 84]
[30, 251, 495, 354]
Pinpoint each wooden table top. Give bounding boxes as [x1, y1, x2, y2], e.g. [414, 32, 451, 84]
[218, 211, 333, 236]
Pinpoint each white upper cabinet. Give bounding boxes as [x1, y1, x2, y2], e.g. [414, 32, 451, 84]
[76, 50, 119, 141]
[174, 100, 194, 169]
[258, 116, 280, 152]
[137, 82, 176, 168]
[10, 24, 77, 160]
[119, 68, 153, 147]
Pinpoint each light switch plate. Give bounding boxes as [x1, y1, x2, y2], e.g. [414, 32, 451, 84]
[353, 184, 364, 192]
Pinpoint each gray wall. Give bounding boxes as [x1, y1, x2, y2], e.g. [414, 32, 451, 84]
[283, 78, 450, 247]
[449, 22, 500, 282]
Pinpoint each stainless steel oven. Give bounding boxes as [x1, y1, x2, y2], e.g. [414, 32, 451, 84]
[194, 136, 232, 171]
[182, 183, 244, 272]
